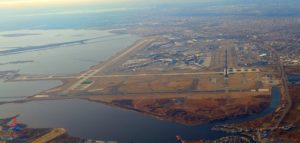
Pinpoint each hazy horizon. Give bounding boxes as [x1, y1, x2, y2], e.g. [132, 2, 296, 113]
[1, 0, 300, 31]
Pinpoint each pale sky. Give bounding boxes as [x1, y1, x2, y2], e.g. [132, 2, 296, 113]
[0, 0, 132, 9]
[0, 0, 213, 9]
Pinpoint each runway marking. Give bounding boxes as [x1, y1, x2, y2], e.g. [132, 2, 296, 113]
[14, 72, 224, 81]
[66, 38, 156, 92]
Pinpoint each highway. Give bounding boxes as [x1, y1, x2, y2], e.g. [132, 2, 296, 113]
[264, 45, 291, 128]
[274, 52, 291, 128]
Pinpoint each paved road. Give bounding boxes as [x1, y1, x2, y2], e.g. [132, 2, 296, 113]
[14, 71, 224, 81]
[210, 47, 225, 70]
[31, 128, 66, 143]
[67, 38, 155, 91]
[275, 55, 291, 128]
[91, 72, 224, 77]
[14, 75, 77, 80]
[266, 46, 291, 128]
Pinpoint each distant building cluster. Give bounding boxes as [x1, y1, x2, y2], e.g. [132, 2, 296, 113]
[280, 55, 300, 66]
[121, 39, 212, 72]
[236, 43, 272, 67]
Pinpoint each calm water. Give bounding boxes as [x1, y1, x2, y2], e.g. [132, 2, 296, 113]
[0, 29, 138, 75]
[0, 99, 229, 143]
[288, 74, 300, 84]
[0, 80, 61, 101]
[0, 87, 281, 143]
[0, 29, 138, 99]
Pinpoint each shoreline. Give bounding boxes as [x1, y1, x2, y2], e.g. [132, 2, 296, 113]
[0, 33, 285, 143]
